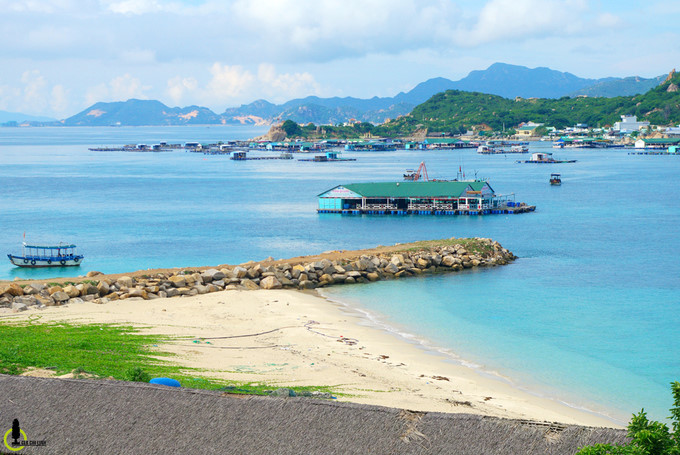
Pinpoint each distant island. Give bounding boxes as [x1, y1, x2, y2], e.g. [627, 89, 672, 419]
[1, 63, 665, 128]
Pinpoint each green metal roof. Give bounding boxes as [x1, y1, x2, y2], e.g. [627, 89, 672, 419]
[423, 138, 462, 144]
[640, 138, 680, 144]
[322, 181, 491, 198]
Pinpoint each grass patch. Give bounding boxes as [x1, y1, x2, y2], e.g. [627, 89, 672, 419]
[0, 321, 339, 398]
[0, 321, 176, 378]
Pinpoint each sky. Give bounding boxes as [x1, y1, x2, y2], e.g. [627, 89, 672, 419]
[1, 0, 679, 119]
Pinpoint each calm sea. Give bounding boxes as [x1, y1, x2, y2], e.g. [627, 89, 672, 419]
[1, 125, 678, 424]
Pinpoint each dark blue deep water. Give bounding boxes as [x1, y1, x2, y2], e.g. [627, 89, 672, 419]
[1, 125, 678, 424]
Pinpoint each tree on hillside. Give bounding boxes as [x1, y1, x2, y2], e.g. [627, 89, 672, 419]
[281, 120, 302, 138]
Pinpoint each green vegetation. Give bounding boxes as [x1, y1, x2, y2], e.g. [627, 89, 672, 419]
[0, 321, 176, 377]
[0, 320, 338, 397]
[283, 72, 680, 139]
[577, 381, 680, 455]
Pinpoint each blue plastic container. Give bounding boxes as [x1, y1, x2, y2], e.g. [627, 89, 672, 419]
[150, 377, 181, 387]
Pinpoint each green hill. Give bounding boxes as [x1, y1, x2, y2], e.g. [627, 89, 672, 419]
[373, 70, 680, 136]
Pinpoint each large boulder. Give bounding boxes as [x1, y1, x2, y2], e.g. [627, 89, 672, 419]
[62, 285, 81, 298]
[240, 279, 260, 290]
[48, 286, 64, 295]
[127, 288, 148, 299]
[383, 263, 399, 274]
[77, 282, 99, 296]
[116, 276, 135, 288]
[168, 275, 187, 288]
[233, 267, 248, 279]
[97, 281, 110, 296]
[298, 280, 316, 289]
[11, 302, 28, 312]
[259, 276, 282, 290]
[2, 284, 24, 297]
[201, 269, 225, 282]
[13, 296, 37, 306]
[51, 291, 70, 303]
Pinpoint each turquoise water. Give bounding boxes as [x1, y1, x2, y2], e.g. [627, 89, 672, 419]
[1, 126, 678, 424]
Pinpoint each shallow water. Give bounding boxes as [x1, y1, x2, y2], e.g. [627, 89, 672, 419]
[1, 126, 678, 423]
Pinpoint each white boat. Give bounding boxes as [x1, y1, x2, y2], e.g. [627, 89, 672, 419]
[8, 243, 84, 268]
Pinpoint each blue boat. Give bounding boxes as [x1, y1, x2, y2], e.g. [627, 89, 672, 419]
[8, 243, 84, 268]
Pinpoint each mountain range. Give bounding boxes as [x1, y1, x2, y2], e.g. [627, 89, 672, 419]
[0, 110, 56, 124]
[7, 63, 666, 127]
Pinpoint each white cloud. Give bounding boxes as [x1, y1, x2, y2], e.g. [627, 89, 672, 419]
[21, 70, 49, 112]
[119, 49, 157, 65]
[85, 74, 149, 105]
[205, 63, 255, 102]
[104, 0, 163, 14]
[163, 63, 321, 108]
[167, 76, 198, 105]
[596, 12, 622, 28]
[257, 64, 320, 99]
[458, 0, 589, 46]
[109, 74, 149, 99]
[50, 84, 70, 114]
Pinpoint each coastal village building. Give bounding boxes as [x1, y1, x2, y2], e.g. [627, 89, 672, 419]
[613, 115, 650, 133]
[516, 122, 543, 137]
[634, 138, 680, 149]
[317, 180, 524, 215]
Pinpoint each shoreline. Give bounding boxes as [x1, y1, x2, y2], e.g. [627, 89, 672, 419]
[2, 287, 622, 429]
[317, 289, 626, 428]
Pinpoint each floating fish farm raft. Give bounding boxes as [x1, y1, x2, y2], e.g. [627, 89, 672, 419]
[317, 181, 535, 215]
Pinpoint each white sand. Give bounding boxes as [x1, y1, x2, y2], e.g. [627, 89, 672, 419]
[3, 289, 621, 427]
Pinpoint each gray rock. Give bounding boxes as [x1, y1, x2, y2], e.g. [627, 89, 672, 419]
[13, 295, 38, 306]
[298, 280, 316, 289]
[233, 266, 248, 279]
[165, 288, 180, 297]
[201, 269, 225, 282]
[68, 297, 85, 305]
[77, 282, 99, 295]
[383, 263, 399, 274]
[11, 302, 28, 312]
[51, 291, 70, 302]
[193, 284, 209, 295]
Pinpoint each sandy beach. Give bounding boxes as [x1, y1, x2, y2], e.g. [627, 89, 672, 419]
[1, 288, 620, 428]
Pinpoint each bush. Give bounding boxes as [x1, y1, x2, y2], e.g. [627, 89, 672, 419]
[126, 366, 151, 383]
[577, 381, 680, 454]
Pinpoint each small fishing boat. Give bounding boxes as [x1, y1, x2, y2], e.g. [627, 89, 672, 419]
[8, 243, 84, 268]
[550, 173, 562, 185]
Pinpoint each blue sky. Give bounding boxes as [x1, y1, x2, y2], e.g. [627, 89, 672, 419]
[1, 0, 678, 118]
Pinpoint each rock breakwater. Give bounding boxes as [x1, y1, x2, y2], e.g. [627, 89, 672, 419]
[1, 238, 515, 311]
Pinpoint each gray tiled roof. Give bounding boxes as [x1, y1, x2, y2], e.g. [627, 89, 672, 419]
[0, 375, 628, 454]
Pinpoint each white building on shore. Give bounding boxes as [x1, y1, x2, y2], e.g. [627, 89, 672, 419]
[613, 115, 650, 133]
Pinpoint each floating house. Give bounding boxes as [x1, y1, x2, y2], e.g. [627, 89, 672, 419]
[344, 141, 397, 151]
[298, 151, 356, 162]
[317, 181, 532, 215]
